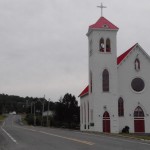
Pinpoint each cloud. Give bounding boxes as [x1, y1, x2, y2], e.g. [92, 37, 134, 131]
[0, 0, 150, 101]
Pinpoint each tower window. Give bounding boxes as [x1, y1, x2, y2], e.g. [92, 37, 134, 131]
[102, 69, 109, 92]
[100, 38, 104, 52]
[118, 97, 124, 117]
[106, 38, 111, 52]
[103, 24, 109, 28]
[89, 40, 93, 56]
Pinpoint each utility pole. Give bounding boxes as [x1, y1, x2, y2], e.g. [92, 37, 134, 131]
[41, 95, 45, 126]
[47, 98, 50, 127]
[34, 102, 36, 126]
[31, 102, 32, 114]
[25, 99, 28, 113]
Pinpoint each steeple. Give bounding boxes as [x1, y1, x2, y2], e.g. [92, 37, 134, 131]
[87, 3, 118, 35]
[86, 5, 119, 132]
[89, 17, 119, 30]
[97, 3, 107, 17]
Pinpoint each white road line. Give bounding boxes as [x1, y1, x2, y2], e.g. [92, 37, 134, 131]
[14, 125, 94, 145]
[15, 125, 36, 132]
[2, 121, 5, 127]
[39, 131, 94, 145]
[1, 123, 17, 144]
[14, 125, 150, 146]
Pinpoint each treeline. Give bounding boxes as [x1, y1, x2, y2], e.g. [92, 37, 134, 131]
[0, 93, 80, 129]
[0, 94, 26, 114]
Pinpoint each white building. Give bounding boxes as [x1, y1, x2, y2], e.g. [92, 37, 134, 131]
[79, 15, 150, 133]
[42, 111, 53, 117]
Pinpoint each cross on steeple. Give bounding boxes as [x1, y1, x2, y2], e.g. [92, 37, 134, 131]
[97, 3, 107, 17]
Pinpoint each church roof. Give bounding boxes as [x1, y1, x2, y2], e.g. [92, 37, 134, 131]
[89, 17, 119, 30]
[78, 86, 89, 97]
[79, 43, 137, 97]
[117, 43, 137, 65]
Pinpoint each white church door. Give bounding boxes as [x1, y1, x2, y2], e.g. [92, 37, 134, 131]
[103, 111, 110, 133]
[134, 106, 145, 133]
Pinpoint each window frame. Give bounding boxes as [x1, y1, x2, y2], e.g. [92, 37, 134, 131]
[99, 38, 105, 52]
[118, 97, 124, 117]
[134, 106, 144, 117]
[90, 71, 92, 93]
[135, 58, 140, 71]
[102, 69, 109, 92]
[106, 38, 111, 52]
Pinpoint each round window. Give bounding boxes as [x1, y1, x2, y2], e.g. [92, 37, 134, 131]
[131, 78, 145, 92]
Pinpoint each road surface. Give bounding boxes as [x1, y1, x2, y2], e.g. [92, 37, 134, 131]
[0, 115, 150, 150]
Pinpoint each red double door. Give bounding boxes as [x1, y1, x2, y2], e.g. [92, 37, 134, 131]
[134, 106, 145, 133]
[134, 118, 145, 133]
[103, 111, 110, 133]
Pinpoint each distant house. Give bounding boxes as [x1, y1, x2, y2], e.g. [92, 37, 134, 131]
[42, 111, 54, 117]
[9, 111, 16, 115]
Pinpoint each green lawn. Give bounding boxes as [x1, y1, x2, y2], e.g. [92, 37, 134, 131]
[120, 133, 150, 140]
[0, 115, 6, 121]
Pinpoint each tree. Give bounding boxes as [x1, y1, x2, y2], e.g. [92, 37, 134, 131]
[54, 93, 80, 128]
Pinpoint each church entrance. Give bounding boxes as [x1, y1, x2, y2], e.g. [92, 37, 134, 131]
[103, 111, 110, 133]
[134, 106, 145, 133]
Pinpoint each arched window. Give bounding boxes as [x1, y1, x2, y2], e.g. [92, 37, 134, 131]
[102, 69, 109, 92]
[80, 105, 83, 124]
[134, 106, 144, 117]
[106, 38, 111, 52]
[90, 71, 92, 93]
[89, 40, 92, 56]
[84, 102, 86, 129]
[103, 111, 110, 118]
[100, 38, 104, 52]
[88, 101, 89, 129]
[135, 58, 140, 71]
[118, 97, 124, 116]
[90, 109, 93, 122]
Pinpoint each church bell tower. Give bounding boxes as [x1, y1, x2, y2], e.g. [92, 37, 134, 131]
[87, 4, 119, 133]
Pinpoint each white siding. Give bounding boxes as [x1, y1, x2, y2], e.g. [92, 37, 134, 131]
[118, 46, 150, 133]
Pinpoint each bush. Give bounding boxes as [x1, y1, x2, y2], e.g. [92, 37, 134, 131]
[36, 116, 42, 126]
[25, 114, 34, 125]
[122, 126, 130, 133]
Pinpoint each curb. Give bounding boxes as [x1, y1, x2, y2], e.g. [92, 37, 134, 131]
[82, 131, 150, 143]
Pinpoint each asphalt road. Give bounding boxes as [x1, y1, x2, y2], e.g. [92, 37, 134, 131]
[0, 115, 150, 150]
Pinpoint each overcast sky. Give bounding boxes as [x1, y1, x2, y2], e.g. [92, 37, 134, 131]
[0, 0, 150, 102]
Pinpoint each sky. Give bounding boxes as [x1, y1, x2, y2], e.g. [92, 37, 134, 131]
[0, 0, 150, 102]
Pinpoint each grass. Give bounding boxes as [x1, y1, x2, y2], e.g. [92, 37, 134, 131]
[21, 114, 28, 125]
[120, 133, 150, 140]
[85, 131, 150, 141]
[0, 115, 6, 121]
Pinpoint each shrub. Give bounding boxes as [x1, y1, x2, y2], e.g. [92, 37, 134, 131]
[25, 114, 34, 125]
[122, 126, 130, 133]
